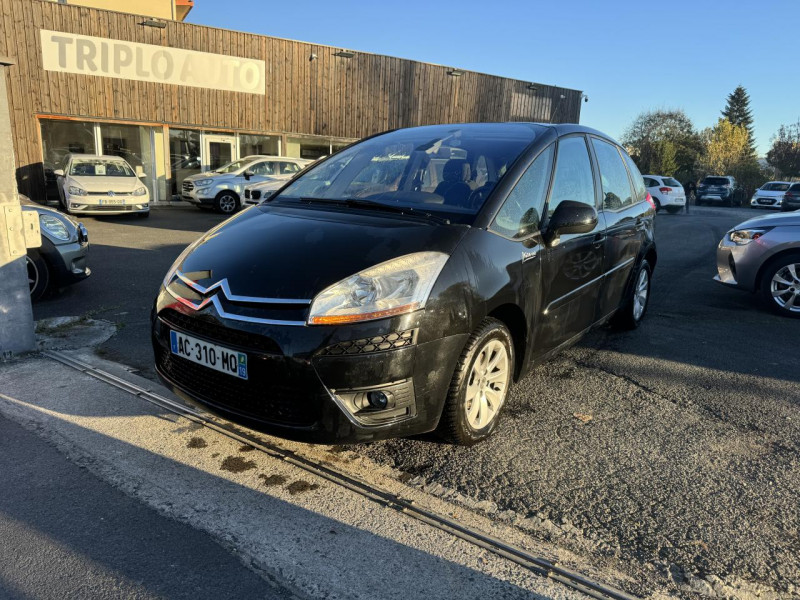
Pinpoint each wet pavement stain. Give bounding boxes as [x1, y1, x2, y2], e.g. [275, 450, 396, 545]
[286, 480, 319, 495]
[187, 437, 207, 449]
[238, 444, 256, 452]
[258, 474, 288, 487]
[220, 456, 256, 473]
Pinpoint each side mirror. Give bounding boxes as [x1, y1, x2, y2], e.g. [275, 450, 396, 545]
[243, 171, 253, 180]
[53, 169, 64, 177]
[135, 165, 145, 178]
[545, 200, 597, 245]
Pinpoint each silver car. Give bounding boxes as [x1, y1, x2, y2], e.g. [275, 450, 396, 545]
[714, 212, 800, 317]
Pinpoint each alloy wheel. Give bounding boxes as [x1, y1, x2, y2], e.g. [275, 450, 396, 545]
[633, 267, 649, 321]
[464, 339, 509, 430]
[218, 194, 237, 213]
[770, 263, 800, 313]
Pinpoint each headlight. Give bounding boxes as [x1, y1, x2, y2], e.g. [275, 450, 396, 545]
[133, 186, 147, 196]
[195, 178, 213, 187]
[307, 252, 449, 325]
[729, 228, 770, 245]
[39, 214, 71, 241]
[68, 185, 87, 196]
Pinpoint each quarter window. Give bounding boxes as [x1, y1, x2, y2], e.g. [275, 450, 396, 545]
[547, 136, 596, 216]
[592, 138, 634, 211]
[490, 145, 554, 239]
[621, 151, 647, 203]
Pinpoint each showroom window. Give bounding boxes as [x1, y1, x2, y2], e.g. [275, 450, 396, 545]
[98, 123, 156, 200]
[239, 133, 280, 158]
[169, 128, 201, 197]
[40, 120, 96, 200]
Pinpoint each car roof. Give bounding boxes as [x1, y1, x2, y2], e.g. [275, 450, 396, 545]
[66, 153, 132, 161]
[242, 155, 310, 162]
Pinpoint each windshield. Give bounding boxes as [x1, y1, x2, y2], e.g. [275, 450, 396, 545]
[275, 123, 542, 223]
[69, 159, 135, 177]
[764, 183, 790, 191]
[214, 158, 253, 174]
[703, 177, 729, 186]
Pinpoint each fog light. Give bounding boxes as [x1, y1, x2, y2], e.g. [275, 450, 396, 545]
[367, 391, 389, 409]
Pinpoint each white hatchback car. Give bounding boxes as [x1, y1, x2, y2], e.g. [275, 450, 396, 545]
[750, 181, 791, 209]
[55, 154, 150, 217]
[643, 175, 686, 214]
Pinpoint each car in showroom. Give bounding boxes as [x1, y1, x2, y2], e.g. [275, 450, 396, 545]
[750, 181, 791, 209]
[780, 182, 800, 212]
[55, 154, 150, 217]
[643, 174, 686, 213]
[21, 195, 90, 301]
[714, 211, 800, 317]
[152, 122, 657, 445]
[181, 155, 312, 214]
[696, 175, 743, 206]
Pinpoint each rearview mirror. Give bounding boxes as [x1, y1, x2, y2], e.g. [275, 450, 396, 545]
[53, 169, 64, 177]
[545, 201, 597, 244]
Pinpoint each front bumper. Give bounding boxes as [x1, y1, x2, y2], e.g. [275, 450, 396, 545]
[181, 187, 216, 206]
[41, 236, 91, 286]
[714, 234, 762, 291]
[151, 289, 466, 443]
[67, 196, 149, 215]
[750, 196, 781, 208]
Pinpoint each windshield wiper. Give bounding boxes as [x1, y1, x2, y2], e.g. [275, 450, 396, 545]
[342, 198, 450, 225]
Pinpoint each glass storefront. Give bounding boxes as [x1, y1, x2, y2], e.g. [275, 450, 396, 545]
[98, 122, 155, 200]
[239, 134, 280, 157]
[40, 120, 96, 199]
[287, 137, 331, 160]
[169, 128, 201, 197]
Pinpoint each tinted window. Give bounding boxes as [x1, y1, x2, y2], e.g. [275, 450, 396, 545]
[621, 152, 647, 202]
[279, 123, 542, 222]
[69, 159, 135, 177]
[764, 183, 790, 192]
[663, 177, 682, 187]
[643, 177, 658, 187]
[790, 184, 800, 192]
[249, 161, 274, 176]
[491, 145, 554, 239]
[548, 136, 595, 216]
[703, 177, 729, 186]
[592, 138, 634, 210]
[279, 162, 301, 174]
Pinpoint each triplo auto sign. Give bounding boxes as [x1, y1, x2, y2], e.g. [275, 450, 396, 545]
[40, 30, 266, 95]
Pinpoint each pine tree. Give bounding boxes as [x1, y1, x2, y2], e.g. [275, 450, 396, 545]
[721, 85, 755, 156]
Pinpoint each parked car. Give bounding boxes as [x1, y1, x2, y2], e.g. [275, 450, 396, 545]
[181, 155, 312, 214]
[750, 181, 791, 209]
[643, 175, 686, 213]
[714, 211, 800, 317]
[780, 183, 800, 212]
[54, 154, 150, 217]
[243, 179, 283, 206]
[696, 175, 743, 206]
[152, 122, 657, 445]
[21, 195, 90, 301]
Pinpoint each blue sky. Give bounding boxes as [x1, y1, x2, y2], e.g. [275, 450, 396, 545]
[190, 0, 798, 156]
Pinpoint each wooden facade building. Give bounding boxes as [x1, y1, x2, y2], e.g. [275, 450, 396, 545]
[1, 0, 583, 202]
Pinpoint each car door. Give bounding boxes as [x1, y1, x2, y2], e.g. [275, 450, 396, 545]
[536, 135, 606, 355]
[592, 140, 648, 320]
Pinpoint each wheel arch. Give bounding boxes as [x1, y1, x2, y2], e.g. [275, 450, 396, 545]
[486, 303, 528, 381]
[755, 247, 800, 291]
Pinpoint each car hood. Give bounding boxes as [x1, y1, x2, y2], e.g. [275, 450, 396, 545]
[185, 171, 235, 182]
[733, 211, 800, 230]
[69, 175, 143, 192]
[177, 204, 468, 300]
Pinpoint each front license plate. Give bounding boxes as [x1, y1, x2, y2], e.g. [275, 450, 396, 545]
[99, 198, 124, 205]
[170, 330, 248, 379]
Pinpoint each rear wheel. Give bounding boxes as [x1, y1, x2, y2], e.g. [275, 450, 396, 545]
[610, 259, 652, 330]
[27, 250, 50, 302]
[654, 198, 662, 212]
[760, 252, 800, 318]
[214, 191, 239, 215]
[438, 318, 514, 445]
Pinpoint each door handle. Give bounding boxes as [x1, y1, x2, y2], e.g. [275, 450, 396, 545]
[592, 233, 606, 247]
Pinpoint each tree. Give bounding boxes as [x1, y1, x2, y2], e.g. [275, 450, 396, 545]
[766, 121, 800, 178]
[721, 85, 756, 157]
[701, 118, 765, 195]
[620, 109, 702, 181]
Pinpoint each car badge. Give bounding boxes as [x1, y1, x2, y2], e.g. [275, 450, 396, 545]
[108, 190, 115, 197]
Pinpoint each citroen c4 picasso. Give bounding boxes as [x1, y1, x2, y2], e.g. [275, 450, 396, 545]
[152, 123, 656, 445]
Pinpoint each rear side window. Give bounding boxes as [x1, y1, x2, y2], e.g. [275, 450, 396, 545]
[592, 138, 634, 210]
[548, 136, 596, 216]
[663, 177, 681, 187]
[643, 177, 658, 188]
[491, 145, 554, 239]
[621, 151, 647, 203]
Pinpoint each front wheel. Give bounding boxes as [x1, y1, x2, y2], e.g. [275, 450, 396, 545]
[27, 250, 50, 302]
[214, 191, 239, 215]
[438, 318, 514, 445]
[610, 259, 652, 330]
[760, 252, 800, 318]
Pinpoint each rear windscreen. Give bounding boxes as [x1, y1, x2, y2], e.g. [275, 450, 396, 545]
[663, 177, 681, 187]
[703, 177, 729, 185]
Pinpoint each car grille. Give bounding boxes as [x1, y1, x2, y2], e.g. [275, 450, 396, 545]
[82, 205, 140, 211]
[250, 190, 262, 200]
[87, 191, 133, 196]
[319, 329, 417, 356]
[160, 309, 280, 353]
[182, 181, 194, 192]
[156, 311, 324, 427]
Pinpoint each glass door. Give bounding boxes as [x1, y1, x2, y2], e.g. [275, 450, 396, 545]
[203, 134, 236, 172]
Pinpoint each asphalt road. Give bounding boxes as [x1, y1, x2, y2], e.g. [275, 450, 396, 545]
[33, 204, 800, 596]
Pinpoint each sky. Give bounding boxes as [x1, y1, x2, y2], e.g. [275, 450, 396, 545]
[189, 0, 799, 156]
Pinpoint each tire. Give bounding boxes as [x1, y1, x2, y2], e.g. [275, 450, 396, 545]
[137, 211, 150, 219]
[654, 198, 662, 212]
[26, 250, 50, 302]
[214, 191, 239, 215]
[438, 318, 514, 445]
[610, 259, 652, 330]
[665, 205, 681, 214]
[760, 252, 800, 319]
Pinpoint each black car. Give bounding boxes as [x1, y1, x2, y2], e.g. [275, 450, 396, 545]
[152, 123, 656, 445]
[781, 183, 800, 212]
[696, 175, 743, 206]
[22, 196, 90, 300]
